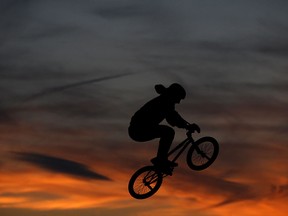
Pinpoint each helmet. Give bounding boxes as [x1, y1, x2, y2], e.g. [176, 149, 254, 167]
[167, 83, 186, 99]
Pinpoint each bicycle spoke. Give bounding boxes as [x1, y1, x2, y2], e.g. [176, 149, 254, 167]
[130, 168, 161, 197]
[202, 153, 211, 160]
[147, 184, 153, 191]
[198, 149, 212, 160]
[186, 136, 219, 171]
[193, 141, 215, 165]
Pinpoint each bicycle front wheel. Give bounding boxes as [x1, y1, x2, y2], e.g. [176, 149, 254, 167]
[128, 166, 163, 199]
[187, 136, 219, 171]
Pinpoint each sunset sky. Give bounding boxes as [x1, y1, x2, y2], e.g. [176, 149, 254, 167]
[1, 0, 288, 215]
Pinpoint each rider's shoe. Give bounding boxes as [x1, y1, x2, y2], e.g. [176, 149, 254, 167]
[167, 160, 178, 167]
[161, 166, 173, 176]
[151, 157, 178, 167]
[151, 157, 178, 175]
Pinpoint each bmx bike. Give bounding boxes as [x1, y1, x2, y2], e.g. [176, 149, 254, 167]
[128, 128, 219, 199]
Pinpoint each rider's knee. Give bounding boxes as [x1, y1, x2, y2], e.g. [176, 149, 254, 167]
[164, 127, 175, 139]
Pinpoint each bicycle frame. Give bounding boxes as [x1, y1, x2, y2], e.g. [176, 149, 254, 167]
[128, 129, 219, 199]
[168, 131, 194, 163]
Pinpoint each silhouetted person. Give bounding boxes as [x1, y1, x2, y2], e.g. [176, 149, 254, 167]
[129, 83, 200, 170]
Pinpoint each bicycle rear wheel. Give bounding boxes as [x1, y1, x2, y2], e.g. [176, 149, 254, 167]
[187, 136, 219, 171]
[128, 166, 163, 199]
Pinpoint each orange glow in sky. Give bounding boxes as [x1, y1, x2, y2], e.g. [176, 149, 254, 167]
[1, 0, 288, 215]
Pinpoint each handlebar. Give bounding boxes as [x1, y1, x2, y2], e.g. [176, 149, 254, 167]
[188, 123, 201, 133]
[186, 123, 201, 138]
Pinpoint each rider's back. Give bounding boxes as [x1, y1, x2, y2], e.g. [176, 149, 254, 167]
[130, 95, 175, 127]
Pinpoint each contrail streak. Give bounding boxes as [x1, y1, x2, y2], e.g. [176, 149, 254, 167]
[23, 72, 133, 102]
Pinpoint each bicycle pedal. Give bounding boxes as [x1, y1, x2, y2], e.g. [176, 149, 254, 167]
[170, 162, 178, 167]
[163, 169, 173, 176]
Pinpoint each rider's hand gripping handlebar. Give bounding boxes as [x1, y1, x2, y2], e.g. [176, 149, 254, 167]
[186, 123, 201, 134]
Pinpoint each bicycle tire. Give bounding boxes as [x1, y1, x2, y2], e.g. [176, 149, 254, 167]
[128, 166, 163, 199]
[186, 136, 219, 171]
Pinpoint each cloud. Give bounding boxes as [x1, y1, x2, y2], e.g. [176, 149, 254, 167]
[0, 1, 287, 215]
[0, 207, 137, 216]
[0, 191, 62, 202]
[257, 43, 288, 56]
[271, 184, 288, 197]
[14, 152, 111, 181]
[175, 170, 257, 207]
[95, 2, 158, 19]
[0, 107, 13, 123]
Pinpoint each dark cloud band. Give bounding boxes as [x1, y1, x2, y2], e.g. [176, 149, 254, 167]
[14, 152, 111, 181]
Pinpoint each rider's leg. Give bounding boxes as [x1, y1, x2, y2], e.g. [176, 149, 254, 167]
[156, 125, 175, 163]
[129, 124, 176, 167]
[150, 125, 177, 175]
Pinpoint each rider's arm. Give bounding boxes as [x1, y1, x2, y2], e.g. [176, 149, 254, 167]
[166, 111, 201, 132]
[166, 111, 189, 129]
